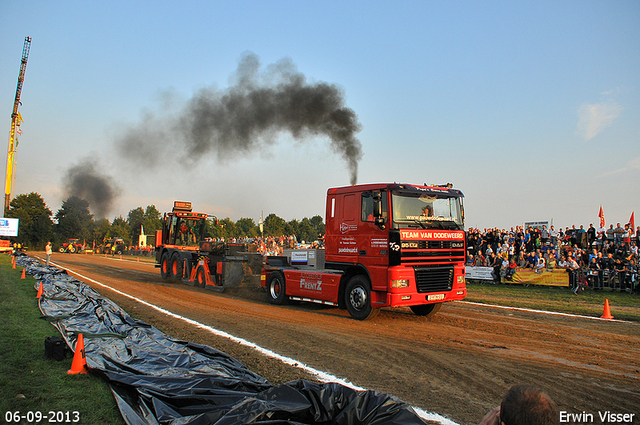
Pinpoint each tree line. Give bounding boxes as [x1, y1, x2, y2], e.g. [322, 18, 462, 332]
[4, 192, 325, 250]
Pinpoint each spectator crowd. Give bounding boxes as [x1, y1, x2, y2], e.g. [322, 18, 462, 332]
[466, 222, 639, 293]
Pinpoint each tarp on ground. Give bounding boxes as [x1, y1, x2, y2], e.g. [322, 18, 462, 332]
[15, 254, 426, 425]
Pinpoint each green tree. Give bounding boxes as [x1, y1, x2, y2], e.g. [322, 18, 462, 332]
[219, 218, 236, 240]
[6, 192, 54, 249]
[309, 215, 325, 236]
[92, 218, 111, 247]
[263, 213, 286, 236]
[235, 217, 258, 238]
[110, 216, 131, 243]
[298, 217, 316, 243]
[144, 205, 162, 233]
[55, 196, 93, 244]
[285, 219, 299, 238]
[127, 207, 145, 244]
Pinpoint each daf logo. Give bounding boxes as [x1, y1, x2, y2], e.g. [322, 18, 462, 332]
[340, 223, 358, 234]
[389, 242, 400, 252]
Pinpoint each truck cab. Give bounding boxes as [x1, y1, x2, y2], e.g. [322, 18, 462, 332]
[263, 183, 467, 320]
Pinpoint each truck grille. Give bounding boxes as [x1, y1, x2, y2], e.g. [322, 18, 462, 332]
[403, 250, 464, 261]
[414, 265, 453, 293]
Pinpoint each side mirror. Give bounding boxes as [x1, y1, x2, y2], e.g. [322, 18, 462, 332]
[373, 192, 386, 229]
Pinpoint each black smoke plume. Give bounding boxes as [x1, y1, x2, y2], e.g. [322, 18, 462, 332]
[63, 157, 118, 218]
[116, 52, 363, 184]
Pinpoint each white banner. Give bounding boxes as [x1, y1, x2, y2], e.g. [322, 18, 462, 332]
[465, 266, 494, 281]
[0, 218, 19, 237]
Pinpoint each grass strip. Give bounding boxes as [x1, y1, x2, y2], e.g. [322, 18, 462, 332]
[466, 281, 640, 321]
[0, 254, 125, 424]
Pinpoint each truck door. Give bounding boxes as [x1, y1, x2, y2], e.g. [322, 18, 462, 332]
[359, 191, 389, 290]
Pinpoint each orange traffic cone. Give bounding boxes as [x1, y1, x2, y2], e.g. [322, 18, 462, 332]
[601, 299, 614, 319]
[12, 261, 16, 269]
[137, 257, 139, 263]
[119, 254, 122, 260]
[67, 333, 88, 374]
[36, 282, 43, 299]
[20, 269, 26, 279]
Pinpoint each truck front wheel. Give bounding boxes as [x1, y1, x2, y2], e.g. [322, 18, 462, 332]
[410, 303, 442, 317]
[345, 275, 379, 320]
[267, 271, 288, 305]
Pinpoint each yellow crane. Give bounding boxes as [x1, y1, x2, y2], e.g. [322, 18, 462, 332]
[3, 36, 31, 214]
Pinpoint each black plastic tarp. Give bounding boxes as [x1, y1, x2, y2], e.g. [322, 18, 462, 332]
[15, 254, 426, 425]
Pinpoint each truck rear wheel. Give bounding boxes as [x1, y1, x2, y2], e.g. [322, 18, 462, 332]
[267, 271, 288, 305]
[170, 254, 183, 280]
[195, 265, 207, 287]
[410, 303, 442, 317]
[345, 275, 379, 320]
[160, 252, 171, 280]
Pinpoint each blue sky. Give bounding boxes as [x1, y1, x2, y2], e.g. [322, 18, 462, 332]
[1, 0, 638, 230]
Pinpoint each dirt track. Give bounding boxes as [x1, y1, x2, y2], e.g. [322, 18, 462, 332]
[44, 253, 640, 425]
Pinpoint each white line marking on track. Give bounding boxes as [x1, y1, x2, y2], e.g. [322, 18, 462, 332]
[46, 259, 459, 425]
[458, 301, 632, 323]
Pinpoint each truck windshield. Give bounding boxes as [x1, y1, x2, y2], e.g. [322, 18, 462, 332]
[391, 192, 464, 230]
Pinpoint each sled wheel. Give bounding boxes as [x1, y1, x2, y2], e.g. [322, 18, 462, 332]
[196, 265, 207, 288]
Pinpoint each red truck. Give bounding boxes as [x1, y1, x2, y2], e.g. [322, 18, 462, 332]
[262, 183, 467, 320]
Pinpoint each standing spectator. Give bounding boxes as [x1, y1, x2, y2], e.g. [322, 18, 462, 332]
[491, 253, 501, 283]
[549, 225, 558, 247]
[614, 223, 624, 247]
[45, 241, 52, 266]
[628, 258, 638, 293]
[587, 223, 596, 248]
[606, 225, 615, 245]
[565, 255, 579, 290]
[614, 258, 627, 290]
[587, 256, 601, 288]
[623, 223, 631, 246]
[540, 225, 549, 246]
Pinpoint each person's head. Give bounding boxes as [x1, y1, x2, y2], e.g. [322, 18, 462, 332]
[500, 384, 558, 425]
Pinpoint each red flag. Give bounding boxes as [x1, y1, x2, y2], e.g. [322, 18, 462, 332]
[598, 205, 605, 228]
[630, 212, 635, 230]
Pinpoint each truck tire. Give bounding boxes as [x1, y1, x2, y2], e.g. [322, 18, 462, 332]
[345, 275, 379, 320]
[59, 247, 65, 253]
[170, 254, 183, 280]
[160, 252, 171, 280]
[69, 245, 76, 253]
[410, 303, 442, 317]
[195, 265, 207, 287]
[267, 271, 288, 305]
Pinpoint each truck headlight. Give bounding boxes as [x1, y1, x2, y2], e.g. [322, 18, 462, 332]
[457, 276, 465, 284]
[391, 279, 409, 288]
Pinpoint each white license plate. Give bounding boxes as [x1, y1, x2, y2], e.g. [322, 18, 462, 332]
[427, 294, 445, 301]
